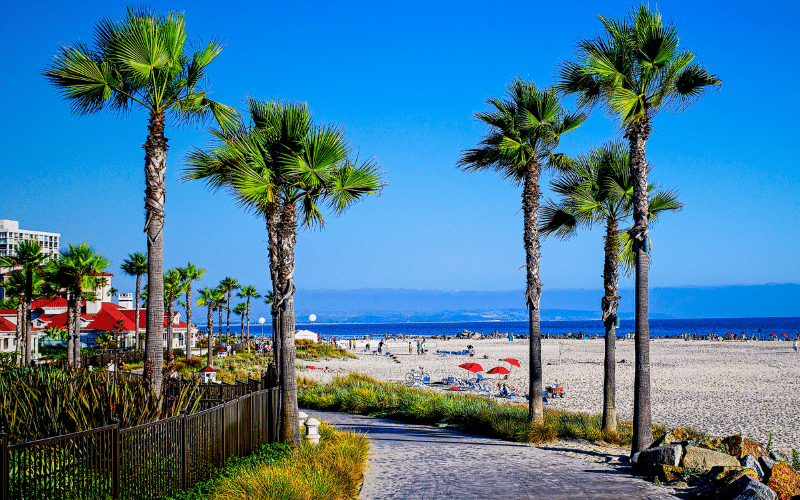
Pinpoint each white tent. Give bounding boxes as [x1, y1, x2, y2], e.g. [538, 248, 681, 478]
[295, 329, 319, 342]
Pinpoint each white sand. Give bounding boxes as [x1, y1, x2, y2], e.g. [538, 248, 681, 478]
[302, 338, 800, 452]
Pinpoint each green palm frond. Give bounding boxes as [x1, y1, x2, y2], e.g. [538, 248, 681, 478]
[557, 4, 721, 126]
[539, 201, 580, 240]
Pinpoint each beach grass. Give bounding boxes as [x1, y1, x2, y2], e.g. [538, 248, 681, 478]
[298, 373, 669, 446]
[295, 339, 357, 361]
[192, 423, 369, 500]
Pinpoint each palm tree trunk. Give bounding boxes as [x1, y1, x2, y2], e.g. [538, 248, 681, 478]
[73, 286, 82, 368]
[186, 285, 193, 359]
[601, 220, 620, 434]
[207, 306, 213, 367]
[24, 269, 33, 366]
[523, 164, 544, 424]
[218, 307, 223, 343]
[15, 299, 24, 366]
[245, 296, 251, 353]
[277, 203, 300, 446]
[167, 298, 174, 353]
[627, 118, 653, 453]
[266, 209, 281, 374]
[134, 275, 141, 352]
[226, 292, 231, 335]
[143, 109, 168, 395]
[66, 294, 74, 368]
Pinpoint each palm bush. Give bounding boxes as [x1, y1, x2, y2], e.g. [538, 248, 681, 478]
[0, 366, 201, 444]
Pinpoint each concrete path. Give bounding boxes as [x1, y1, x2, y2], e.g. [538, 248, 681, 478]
[308, 410, 679, 500]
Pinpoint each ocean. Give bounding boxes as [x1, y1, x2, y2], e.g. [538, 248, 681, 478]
[209, 317, 800, 341]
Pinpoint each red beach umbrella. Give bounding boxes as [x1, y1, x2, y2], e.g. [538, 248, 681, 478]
[487, 366, 511, 376]
[770, 334, 777, 337]
[502, 358, 521, 367]
[459, 362, 484, 373]
[782, 333, 788, 337]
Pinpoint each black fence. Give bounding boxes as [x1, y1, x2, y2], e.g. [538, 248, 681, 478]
[1, 386, 280, 500]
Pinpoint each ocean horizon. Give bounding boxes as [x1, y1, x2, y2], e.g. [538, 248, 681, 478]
[203, 316, 800, 340]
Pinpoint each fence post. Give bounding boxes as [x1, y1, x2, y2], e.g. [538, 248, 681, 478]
[111, 420, 120, 500]
[180, 411, 188, 491]
[1, 429, 8, 500]
[249, 393, 254, 453]
[220, 403, 226, 465]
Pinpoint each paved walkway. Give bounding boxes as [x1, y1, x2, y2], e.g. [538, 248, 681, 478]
[307, 410, 680, 500]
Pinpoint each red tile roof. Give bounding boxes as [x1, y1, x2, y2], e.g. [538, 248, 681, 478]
[199, 366, 216, 372]
[0, 317, 16, 332]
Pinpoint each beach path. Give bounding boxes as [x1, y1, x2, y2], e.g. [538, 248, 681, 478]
[307, 410, 679, 500]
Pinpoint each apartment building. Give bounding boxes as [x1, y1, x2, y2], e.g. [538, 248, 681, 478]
[0, 220, 60, 259]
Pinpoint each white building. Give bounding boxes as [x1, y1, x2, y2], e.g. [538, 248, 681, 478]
[0, 220, 60, 300]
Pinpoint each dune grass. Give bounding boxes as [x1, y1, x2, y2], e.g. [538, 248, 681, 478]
[295, 339, 357, 361]
[298, 373, 669, 446]
[201, 423, 369, 500]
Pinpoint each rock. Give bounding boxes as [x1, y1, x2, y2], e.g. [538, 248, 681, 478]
[759, 456, 776, 476]
[695, 436, 726, 451]
[633, 444, 682, 472]
[721, 475, 777, 500]
[764, 461, 800, 500]
[683, 445, 741, 470]
[711, 466, 759, 482]
[724, 435, 768, 459]
[770, 451, 790, 463]
[650, 428, 692, 448]
[741, 454, 765, 480]
[654, 464, 683, 483]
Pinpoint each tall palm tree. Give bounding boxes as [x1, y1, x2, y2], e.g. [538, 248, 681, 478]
[237, 285, 260, 350]
[1, 240, 48, 365]
[0, 272, 41, 365]
[163, 268, 185, 354]
[219, 277, 240, 335]
[215, 285, 226, 341]
[557, 5, 720, 452]
[46, 243, 110, 368]
[178, 263, 205, 359]
[44, 7, 237, 393]
[121, 252, 147, 351]
[458, 79, 585, 424]
[197, 286, 225, 368]
[185, 98, 385, 446]
[540, 141, 682, 434]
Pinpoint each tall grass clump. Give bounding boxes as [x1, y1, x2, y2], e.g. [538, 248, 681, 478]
[295, 339, 357, 361]
[0, 366, 201, 443]
[205, 423, 369, 500]
[299, 373, 670, 446]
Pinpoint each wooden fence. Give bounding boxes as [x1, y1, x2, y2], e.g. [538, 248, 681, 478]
[1, 384, 280, 500]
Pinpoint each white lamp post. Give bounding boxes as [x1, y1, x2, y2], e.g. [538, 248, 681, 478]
[258, 317, 265, 338]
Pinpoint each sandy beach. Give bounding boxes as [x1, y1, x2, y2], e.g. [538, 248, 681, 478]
[301, 337, 800, 452]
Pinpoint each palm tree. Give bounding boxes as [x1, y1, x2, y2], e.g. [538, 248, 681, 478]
[540, 141, 682, 434]
[458, 79, 585, 424]
[219, 277, 240, 336]
[0, 272, 33, 364]
[233, 303, 247, 339]
[1, 240, 48, 365]
[46, 243, 110, 368]
[215, 285, 226, 342]
[163, 269, 185, 354]
[197, 287, 225, 368]
[121, 252, 147, 351]
[178, 263, 205, 359]
[44, 7, 237, 393]
[237, 285, 260, 351]
[557, 5, 720, 452]
[185, 98, 385, 446]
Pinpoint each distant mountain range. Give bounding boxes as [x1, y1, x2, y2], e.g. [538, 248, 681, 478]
[292, 284, 800, 323]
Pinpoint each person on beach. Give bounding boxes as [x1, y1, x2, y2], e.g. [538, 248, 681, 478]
[378, 340, 383, 354]
[793, 340, 798, 353]
[408, 342, 412, 354]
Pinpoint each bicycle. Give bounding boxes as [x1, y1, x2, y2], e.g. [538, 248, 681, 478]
[405, 366, 429, 384]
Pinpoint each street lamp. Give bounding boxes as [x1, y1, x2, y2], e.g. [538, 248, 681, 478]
[309, 314, 317, 341]
[258, 317, 265, 338]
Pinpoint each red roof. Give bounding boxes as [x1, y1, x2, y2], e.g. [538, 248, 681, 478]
[85, 306, 137, 332]
[199, 366, 216, 372]
[118, 308, 186, 329]
[0, 309, 16, 315]
[0, 317, 16, 332]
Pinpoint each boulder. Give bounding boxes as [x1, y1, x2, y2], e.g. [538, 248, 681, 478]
[723, 435, 768, 459]
[759, 456, 776, 476]
[770, 451, 790, 463]
[654, 464, 683, 483]
[720, 475, 777, 500]
[764, 461, 800, 500]
[683, 445, 741, 470]
[711, 466, 759, 482]
[741, 454, 765, 480]
[633, 444, 682, 471]
[650, 428, 693, 448]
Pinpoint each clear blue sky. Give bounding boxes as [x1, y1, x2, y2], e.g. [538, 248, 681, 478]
[2, 0, 798, 302]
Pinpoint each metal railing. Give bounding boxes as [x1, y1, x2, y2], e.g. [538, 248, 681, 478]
[1, 386, 280, 500]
